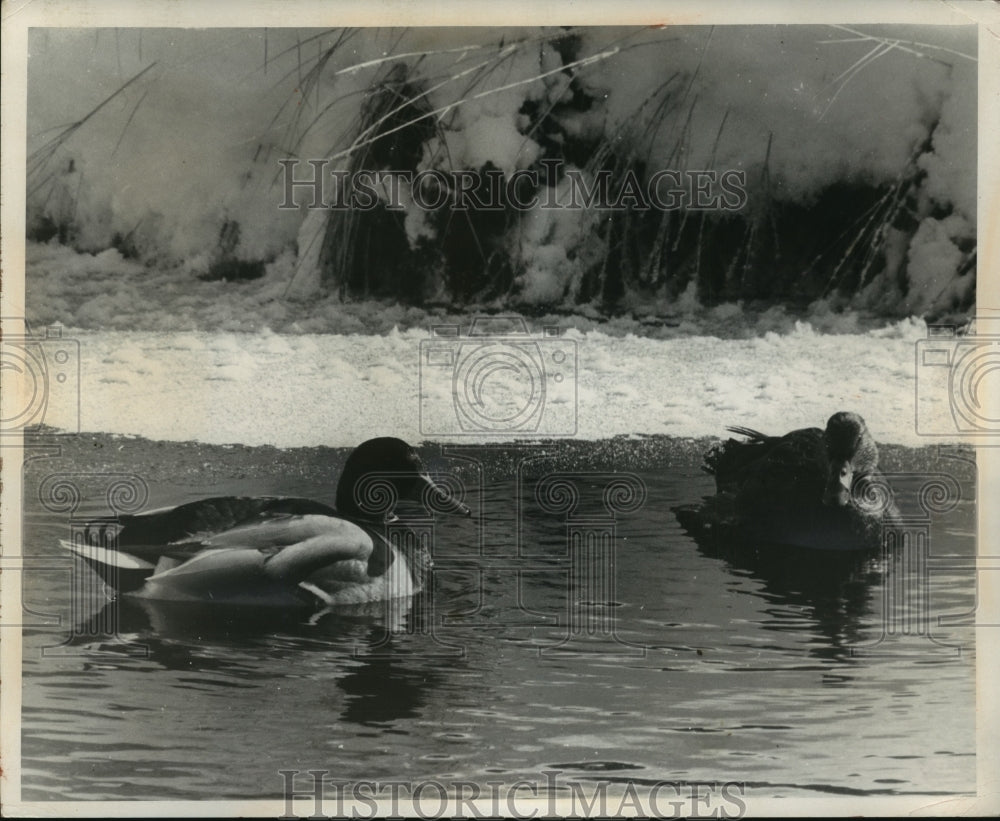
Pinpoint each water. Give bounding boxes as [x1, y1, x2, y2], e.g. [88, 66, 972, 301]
[17, 437, 976, 803]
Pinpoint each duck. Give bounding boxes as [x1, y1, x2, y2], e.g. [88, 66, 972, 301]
[59, 437, 471, 607]
[675, 412, 899, 551]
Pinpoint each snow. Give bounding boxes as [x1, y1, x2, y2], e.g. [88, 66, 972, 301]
[27, 240, 933, 340]
[17, 23, 980, 451]
[30, 317, 947, 449]
[25, 26, 976, 301]
[905, 213, 973, 314]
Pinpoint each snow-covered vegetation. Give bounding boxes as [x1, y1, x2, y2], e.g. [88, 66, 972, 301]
[26, 26, 977, 327]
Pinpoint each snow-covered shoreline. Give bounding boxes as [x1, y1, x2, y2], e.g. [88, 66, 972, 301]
[32, 321, 954, 449]
[24, 240, 946, 340]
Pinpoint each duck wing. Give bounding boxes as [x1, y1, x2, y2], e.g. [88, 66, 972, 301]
[122, 515, 384, 604]
[706, 426, 824, 495]
[59, 496, 341, 594]
[729, 427, 826, 516]
[117, 496, 339, 552]
[152, 515, 375, 579]
[705, 426, 771, 493]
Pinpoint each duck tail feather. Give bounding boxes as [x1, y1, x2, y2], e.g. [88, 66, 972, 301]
[59, 539, 155, 570]
[725, 425, 768, 441]
[58, 539, 155, 593]
[705, 429, 771, 488]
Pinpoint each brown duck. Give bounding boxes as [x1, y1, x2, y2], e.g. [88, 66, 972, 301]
[678, 412, 899, 551]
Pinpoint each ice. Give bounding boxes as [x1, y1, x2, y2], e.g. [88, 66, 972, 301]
[30, 317, 949, 449]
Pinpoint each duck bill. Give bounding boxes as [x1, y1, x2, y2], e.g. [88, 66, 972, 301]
[417, 473, 471, 517]
[823, 462, 853, 507]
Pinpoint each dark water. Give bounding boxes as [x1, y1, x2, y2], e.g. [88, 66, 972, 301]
[18, 437, 976, 803]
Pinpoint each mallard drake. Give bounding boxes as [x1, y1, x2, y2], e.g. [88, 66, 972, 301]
[59, 437, 470, 607]
[677, 412, 898, 551]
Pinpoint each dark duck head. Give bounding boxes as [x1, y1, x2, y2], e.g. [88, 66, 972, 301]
[335, 437, 471, 521]
[821, 412, 880, 508]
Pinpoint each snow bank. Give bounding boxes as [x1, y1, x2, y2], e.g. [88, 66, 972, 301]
[31, 318, 941, 449]
[26, 26, 976, 306]
[25, 240, 930, 339]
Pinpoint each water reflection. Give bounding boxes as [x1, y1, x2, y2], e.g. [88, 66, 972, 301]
[673, 465, 975, 664]
[58, 594, 456, 729]
[336, 632, 448, 727]
[688, 533, 882, 661]
[19, 445, 977, 801]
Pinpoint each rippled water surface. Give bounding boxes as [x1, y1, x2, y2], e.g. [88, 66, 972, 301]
[18, 438, 976, 803]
